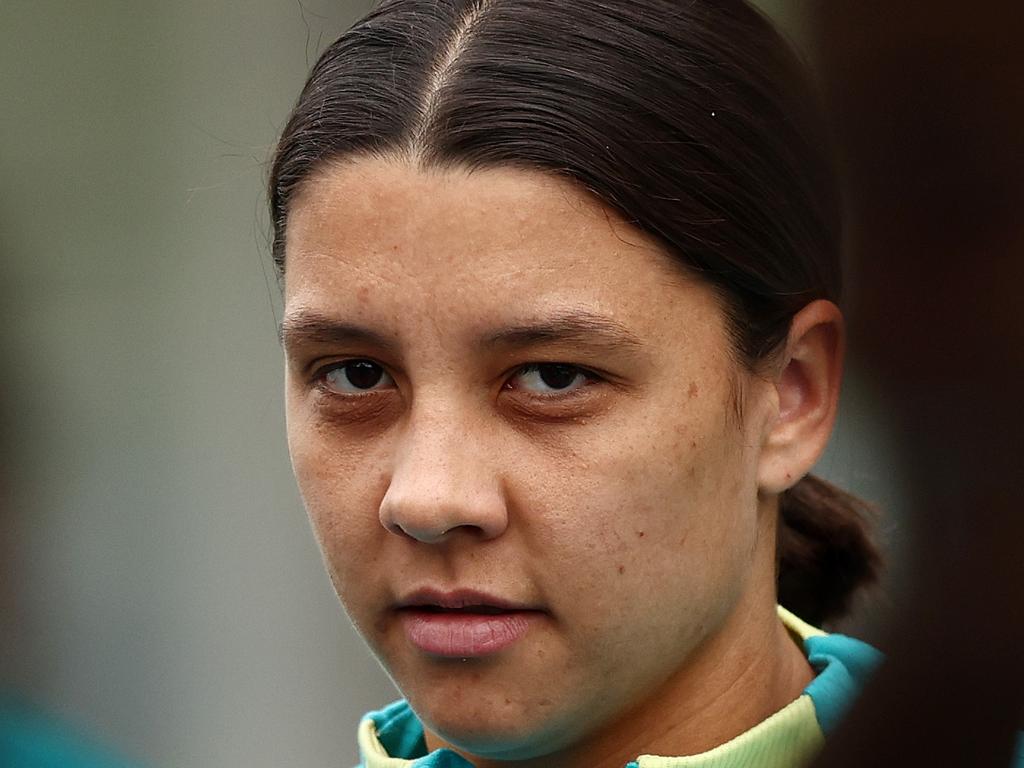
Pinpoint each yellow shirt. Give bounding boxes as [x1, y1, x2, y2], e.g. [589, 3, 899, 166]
[357, 607, 880, 768]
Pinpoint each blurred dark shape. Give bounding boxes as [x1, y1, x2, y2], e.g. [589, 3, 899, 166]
[798, 2, 1024, 765]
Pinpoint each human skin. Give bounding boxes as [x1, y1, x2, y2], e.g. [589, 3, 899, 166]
[282, 158, 842, 768]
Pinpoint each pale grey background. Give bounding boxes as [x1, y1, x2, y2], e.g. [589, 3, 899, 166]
[0, 2, 904, 766]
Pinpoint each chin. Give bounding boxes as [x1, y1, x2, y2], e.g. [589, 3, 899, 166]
[412, 690, 578, 761]
[433, 722, 565, 763]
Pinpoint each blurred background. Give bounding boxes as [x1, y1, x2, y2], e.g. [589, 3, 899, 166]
[0, 2, 907, 766]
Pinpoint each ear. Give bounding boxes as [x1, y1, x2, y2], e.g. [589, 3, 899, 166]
[757, 299, 845, 494]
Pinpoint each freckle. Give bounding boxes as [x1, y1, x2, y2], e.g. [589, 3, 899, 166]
[679, 535, 688, 546]
[688, 381, 699, 399]
[618, 564, 625, 574]
[504, 698, 511, 705]
[356, 286, 369, 303]
[690, 440, 697, 449]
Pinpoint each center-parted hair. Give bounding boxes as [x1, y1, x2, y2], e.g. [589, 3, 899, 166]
[269, 0, 880, 626]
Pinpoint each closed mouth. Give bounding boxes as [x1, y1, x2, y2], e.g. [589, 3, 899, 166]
[394, 592, 542, 657]
[405, 604, 515, 615]
[394, 587, 540, 615]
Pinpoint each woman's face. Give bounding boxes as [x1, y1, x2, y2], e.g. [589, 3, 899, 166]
[283, 158, 780, 759]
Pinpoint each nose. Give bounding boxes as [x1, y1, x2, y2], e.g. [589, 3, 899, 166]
[378, 410, 508, 543]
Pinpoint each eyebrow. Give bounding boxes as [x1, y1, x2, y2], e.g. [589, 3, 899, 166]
[279, 309, 645, 356]
[481, 311, 645, 353]
[279, 311, 398, 355]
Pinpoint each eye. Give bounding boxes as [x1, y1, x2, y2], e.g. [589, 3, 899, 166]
[320, 360, 395, 394]
[508, 363, 592, 395]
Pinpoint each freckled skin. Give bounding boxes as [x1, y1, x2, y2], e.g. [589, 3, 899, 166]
[283, 158, 814, 768]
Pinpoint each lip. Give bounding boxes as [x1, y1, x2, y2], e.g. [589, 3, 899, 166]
[395, 588, 543, 658]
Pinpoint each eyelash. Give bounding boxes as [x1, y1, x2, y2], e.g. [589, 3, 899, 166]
[315, 359, 395, 395]
[504, 363, 599, 397]
[310, 360, 603, 400]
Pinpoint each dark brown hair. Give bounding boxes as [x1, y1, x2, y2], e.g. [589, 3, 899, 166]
[269, 0, 879, 625]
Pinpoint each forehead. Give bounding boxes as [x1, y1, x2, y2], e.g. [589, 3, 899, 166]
[282, 157, 720, 343]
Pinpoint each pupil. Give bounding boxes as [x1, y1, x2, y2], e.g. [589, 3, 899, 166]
[345, 361, 383, 390]
[538, 364, 578, 390]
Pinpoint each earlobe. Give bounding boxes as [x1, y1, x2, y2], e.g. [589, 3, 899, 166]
[757, 300, 845, 494]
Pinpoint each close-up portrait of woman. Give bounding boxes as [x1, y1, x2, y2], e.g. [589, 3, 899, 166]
[3, 0, 1022, 765]
[271, 1, 880, 766]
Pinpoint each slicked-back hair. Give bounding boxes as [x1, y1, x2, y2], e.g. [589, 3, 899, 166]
[269, 0, 879, 625]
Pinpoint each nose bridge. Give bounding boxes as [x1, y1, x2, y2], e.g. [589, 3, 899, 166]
[379, 395, 507, 543]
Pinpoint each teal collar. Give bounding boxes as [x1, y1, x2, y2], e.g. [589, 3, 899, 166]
[357, 607, 882, 768]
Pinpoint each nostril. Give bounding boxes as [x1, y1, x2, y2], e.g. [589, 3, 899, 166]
[383, 515, 481, 544]
[378, 468, 509, 543]
[379, 509, 447, 542]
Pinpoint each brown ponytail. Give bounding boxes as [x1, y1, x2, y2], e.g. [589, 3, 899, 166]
[777, 474, 881, 627]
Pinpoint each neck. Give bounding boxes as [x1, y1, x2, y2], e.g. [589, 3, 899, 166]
[428, 593, 813, 768]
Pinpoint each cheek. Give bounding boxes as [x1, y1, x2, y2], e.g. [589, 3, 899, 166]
[523, 387, 757, 628]
[286, 409, 391, 601]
